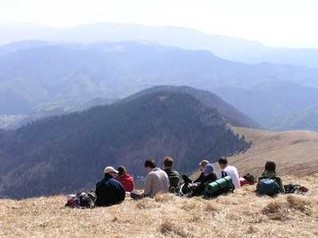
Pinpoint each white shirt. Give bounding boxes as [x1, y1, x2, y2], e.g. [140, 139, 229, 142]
[220, 165, 241, 189]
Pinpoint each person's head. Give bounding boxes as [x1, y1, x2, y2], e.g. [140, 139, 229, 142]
[144, 159, 156, 172]
[218, 157, 228, 169]
[264, 161, 276, 173]
[199, 159, 209, 171]
[117, 166, 126, 176]
[103, 166, 119, 178]
[163, 156, 174, 168]
[203, 163, 214, 176]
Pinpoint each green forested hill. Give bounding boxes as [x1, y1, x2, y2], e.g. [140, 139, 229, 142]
[0, 91, 249, 199]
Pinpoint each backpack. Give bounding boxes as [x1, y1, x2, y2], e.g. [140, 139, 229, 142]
[243, 173, 256, 184]
[204, 176, 234, 197]
[65, 192, 96, 208]
[258, 178, 279, 196]
[78, 192, 95, 208]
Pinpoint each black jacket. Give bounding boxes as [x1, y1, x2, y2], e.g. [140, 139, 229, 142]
[95, 174, 126, 206]
[164, 167, 180, 190]
[192, 172, 217, 196]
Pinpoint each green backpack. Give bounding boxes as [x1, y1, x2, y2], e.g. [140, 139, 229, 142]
[204, 176, 234, 197]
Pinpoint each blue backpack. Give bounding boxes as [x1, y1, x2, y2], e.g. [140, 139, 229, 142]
[258, 178, 279, 196]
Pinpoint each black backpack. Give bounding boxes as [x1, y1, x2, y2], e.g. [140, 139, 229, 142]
[77, 192, 96, 208]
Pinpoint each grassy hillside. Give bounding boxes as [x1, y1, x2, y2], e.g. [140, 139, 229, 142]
[230, 127, 318, 177]
[0, 175, 317, 238]
[1, 127, 318, 237]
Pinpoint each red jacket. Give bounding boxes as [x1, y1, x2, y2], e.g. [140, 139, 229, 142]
[116, 173, 135, 192]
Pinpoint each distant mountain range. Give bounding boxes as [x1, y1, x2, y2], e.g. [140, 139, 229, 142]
[2, 23, 318, 68]
[0, 89, 250, 198]
[0, 40, 317, 130]
[213, 82, 318, 130]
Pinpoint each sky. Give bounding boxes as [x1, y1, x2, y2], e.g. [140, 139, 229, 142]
[0, 0, 317, 48]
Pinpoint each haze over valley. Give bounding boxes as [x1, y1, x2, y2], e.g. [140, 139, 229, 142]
[1, 28, 318, 131]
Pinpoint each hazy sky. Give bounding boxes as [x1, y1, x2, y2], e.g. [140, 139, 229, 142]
[0, 0, 317, 48]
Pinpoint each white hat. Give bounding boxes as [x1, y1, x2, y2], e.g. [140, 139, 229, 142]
[199, 159, 209, 167]
[103, 166, 119, 174]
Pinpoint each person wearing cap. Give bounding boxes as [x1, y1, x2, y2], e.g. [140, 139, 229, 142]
[116, 166, 135, 192]
[163, 156, 180, 192]
[194, 159, 210, 183]
[218, 157, 241, 189]
[95, 166, 126, 206]
[181, 159, 209, 185]
[191, 163, 217, 196]
[142, 159, 170, 198]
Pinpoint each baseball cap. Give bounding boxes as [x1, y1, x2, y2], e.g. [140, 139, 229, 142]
[103, 166, 119, 174]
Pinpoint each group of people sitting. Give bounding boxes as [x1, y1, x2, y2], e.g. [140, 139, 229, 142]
[70, 157, 285, 208]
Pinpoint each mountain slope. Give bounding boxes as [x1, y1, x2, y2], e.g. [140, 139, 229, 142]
[229, 127, 318, 177]
[0, 91, 249, 198]
[123, 85, 261, 129]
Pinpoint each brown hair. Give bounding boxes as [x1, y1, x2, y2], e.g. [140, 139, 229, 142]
[264, 161, 276, 172]
[117, 166, 126, 176]
[218, 157, 228, 165]
[163, 156, 174, 168]
[144, 159, 156, 169]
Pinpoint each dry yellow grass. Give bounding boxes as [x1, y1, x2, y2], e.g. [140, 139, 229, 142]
[1, 176, 317, 238]
[1, 127, 318, 238]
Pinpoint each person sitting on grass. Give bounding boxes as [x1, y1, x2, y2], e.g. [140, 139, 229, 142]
[116, 165, 135, 192]
[182, 159, 210, 185]
[131, 159, 170, 199]
[191, 163, 217, 196]
[256, 161, 285, 194]
[95, 166, 126, 206]
[181, 160, 216, 196]
[218, 157, 241, 190]
[163, 156, 180, 193]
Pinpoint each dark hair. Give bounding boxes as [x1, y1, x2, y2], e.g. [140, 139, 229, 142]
[265, 161, 276, 172]
[218, 157, 228, 165]
[144, 159, 156, 169]
[163, 156, 174, 168]
[117, 166, 126, 176]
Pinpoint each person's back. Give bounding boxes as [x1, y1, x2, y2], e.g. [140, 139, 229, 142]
[144, 160, 169, 197]
[163, 156, 180, 192]
[95, 167, 126, 207]
[164, 168, 180, 190]
[257, 161, 284, 194]
[116, 166, 135, 192]
[218, 157, 241, 189]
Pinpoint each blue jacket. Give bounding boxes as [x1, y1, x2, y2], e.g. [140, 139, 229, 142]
[95, 174, 125, 206]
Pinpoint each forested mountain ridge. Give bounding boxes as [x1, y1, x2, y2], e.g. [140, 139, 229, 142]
[122, 85, 261, 129]
[0, 91, 249, 199]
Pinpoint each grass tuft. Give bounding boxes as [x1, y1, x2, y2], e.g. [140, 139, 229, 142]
[262, 200, 290, 221]
[160, 221, 193, 238]
[154, 193, 175, 203]
[286, 195, 312, 215]
[135, 198, 160, 209]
